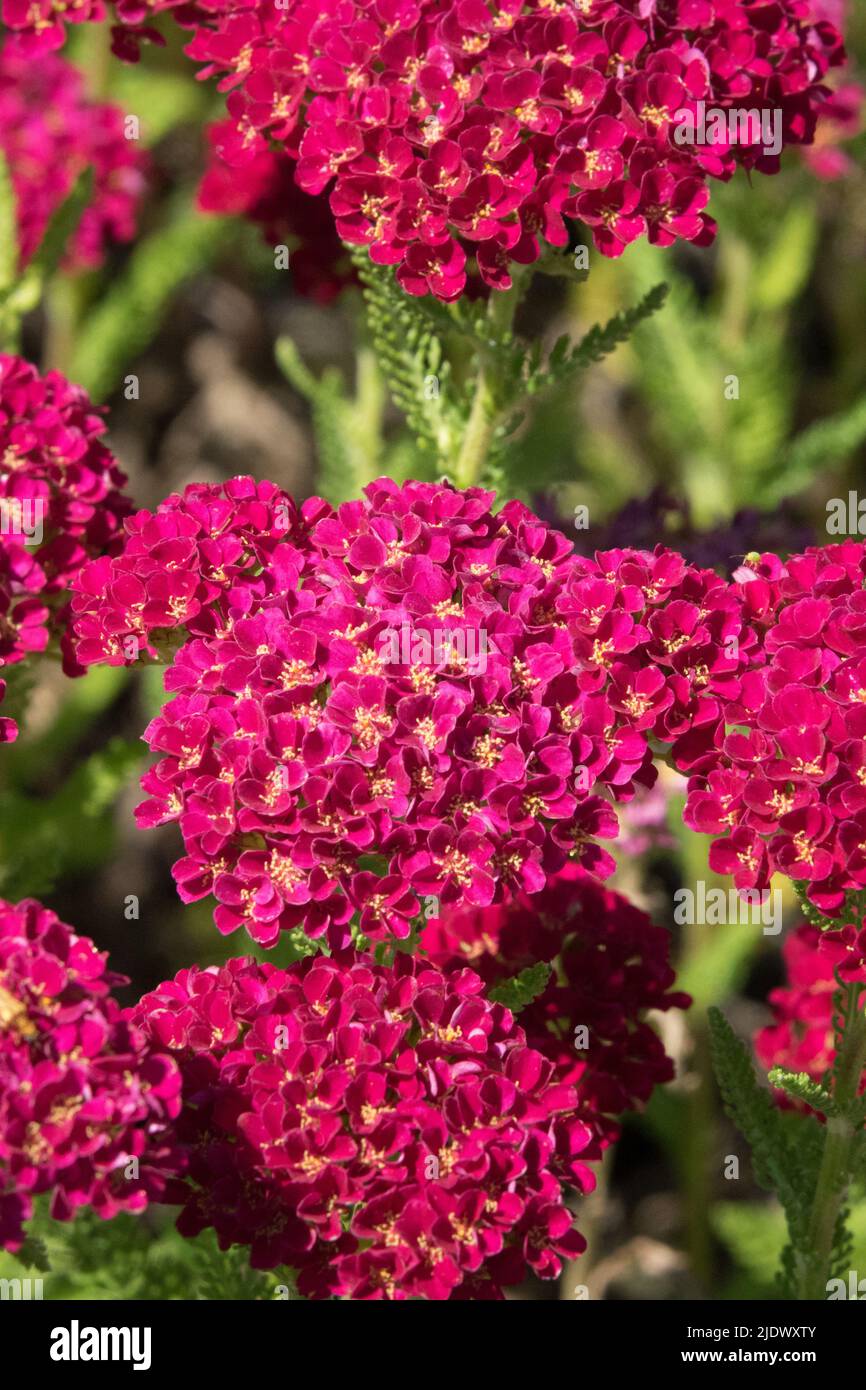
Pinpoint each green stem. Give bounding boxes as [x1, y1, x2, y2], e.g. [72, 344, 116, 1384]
[797, 980, 866, 1300]
[453, 356, 497, 489]
[684, 1022, 715, 1288]
[678, 818, 730, 1290]
[453, 281, 520, 488]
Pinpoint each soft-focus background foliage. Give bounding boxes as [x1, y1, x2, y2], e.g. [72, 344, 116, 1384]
[1, 11, 865, 1299]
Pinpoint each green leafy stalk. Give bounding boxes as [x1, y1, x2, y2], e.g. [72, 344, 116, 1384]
[347, 255, 668, 496]
[275, 335, 386, 504]
[796, 981, 866, 1300]
[349, 249, 461, 466]
[708, 1007, 802, 1225]
[453, 281, 522, 489]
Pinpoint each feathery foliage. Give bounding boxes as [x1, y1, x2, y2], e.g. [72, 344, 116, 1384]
[488, 962, 552, 1014]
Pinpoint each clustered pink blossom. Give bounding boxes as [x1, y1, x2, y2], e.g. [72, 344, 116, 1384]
[71, 476, 753, 950]
[0, 40, 148, 271]
[198, 122, 355, 304]
[131, 950, 593, 1298]
[1, 1, 849, 299]
[796, 3, 862, 181]
[801, 82, 864, 179]
[754, 920, 866, 1112]
[0, 354, 132, 741]
[422, 863, 689, 1152]
[683, 541, 866, 915]
[0, 898, 181, 1253]
[614, 777, 678, 858]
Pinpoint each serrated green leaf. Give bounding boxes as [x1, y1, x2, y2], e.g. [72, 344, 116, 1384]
[276, 336, 384, 503]
[760, 396, 866, 509]
[14, 1235, 51, 1273]
[708, 1006, 821, 1282]
[349, 251, 463, 468]
[768, 1068, 836, 1117]
[488, 962, 551, 1013]
[551, 281, 670, 380]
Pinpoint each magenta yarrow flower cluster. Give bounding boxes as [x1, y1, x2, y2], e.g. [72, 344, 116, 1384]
[754, 920, 866, 1115]
[71, 476, 754, 950]
[684, 541, 866, 914]
[0, 40, 148, 271]
[198, 121, 354, 304]
[1, 1, 848, 298]
[131, 951, 592, 1298]
[0, 354, 132, 740]
[421, 863, 689, 1152]
[0, 898, 181, 1253]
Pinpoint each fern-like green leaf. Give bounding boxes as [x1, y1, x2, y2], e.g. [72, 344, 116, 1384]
[709, 1007, 791, 1197]
[768, 1068, 836, 1117]
[708, 1006, 820, 1280]
[275, 336, 385, 503]
[761, 395, 866, 508]
[488, 962, 551, 1014]
[350, 252, 463, 466]
[540, 281, 670, 386]
[483, 283, 670, 485]
[190, 1238, 277, 1301]
[13, 1234, 51, 1273]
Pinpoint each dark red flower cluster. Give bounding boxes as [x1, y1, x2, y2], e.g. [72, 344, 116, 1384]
[198, 121, 355, 304]
[1, 1, 848, 298]
[684, 541, 866, 914]
[0, 898, 181, 1253]
[0, 354, 132, 741]
[131, 951, 593, 1299]
[0, 40, 148, 271]
[422, 863, 689, 1152]
[71, 476, 752, 951]
[754, 921, 866, 1111]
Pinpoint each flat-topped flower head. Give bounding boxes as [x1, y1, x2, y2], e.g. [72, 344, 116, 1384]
[422, 862, 689, 1152]
[131, 951, 593, 1298]
[0, 354, 132, 739]
[0, 898, 181, 1253]
[0, 41, 148, 271]
[74, 475, 746, 949]
[755, 920, 866, 1115]
[2, 1, 849, 297]
[684, 540, 866, 913]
